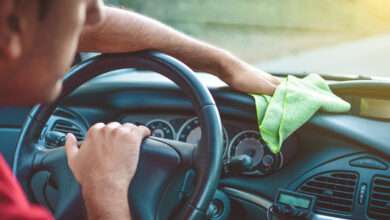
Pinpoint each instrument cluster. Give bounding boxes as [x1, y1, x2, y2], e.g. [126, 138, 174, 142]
[121, 115, 297, 176]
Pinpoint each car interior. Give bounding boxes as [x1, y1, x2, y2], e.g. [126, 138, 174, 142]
[1, 50, 389, 220]
[1, 1, 390, 219]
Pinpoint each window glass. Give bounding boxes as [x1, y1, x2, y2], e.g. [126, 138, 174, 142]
[106, 0, 390, 78]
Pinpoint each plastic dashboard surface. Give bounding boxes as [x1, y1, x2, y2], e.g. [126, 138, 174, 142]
[38, 70, 390, 220]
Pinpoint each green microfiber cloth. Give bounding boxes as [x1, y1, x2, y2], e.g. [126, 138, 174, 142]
[252, 74, 351, 154]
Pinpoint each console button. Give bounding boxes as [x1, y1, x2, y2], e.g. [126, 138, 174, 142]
[358, 184, 367, 205]
[263, 154, 274, 168]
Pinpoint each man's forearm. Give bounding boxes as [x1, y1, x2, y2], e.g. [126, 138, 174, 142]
[79, 7, 245, 79]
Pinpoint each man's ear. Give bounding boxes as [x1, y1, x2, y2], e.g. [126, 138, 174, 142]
[0, 0, 22, 60]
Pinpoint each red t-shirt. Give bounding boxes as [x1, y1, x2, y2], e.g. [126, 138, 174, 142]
[0, 155, 53, 220]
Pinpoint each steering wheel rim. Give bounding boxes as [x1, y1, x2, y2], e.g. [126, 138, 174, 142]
[13, 51, 224, 220]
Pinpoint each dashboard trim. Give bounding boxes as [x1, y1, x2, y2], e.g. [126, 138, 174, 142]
[223, 187, 272, 209]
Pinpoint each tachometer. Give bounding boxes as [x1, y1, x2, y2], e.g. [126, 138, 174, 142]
[177, 117, 228, 148]
[146, 119, 175, 139]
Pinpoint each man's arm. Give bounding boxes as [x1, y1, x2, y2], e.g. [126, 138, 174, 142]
[78, 6, 280, 95]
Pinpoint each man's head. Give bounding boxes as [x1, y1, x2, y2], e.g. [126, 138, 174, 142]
[0, 0, 104, 105]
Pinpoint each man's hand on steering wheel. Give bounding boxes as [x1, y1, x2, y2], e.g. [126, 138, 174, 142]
[65, 122, 150, 219]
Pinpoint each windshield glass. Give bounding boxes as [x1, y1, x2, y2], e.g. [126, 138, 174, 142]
[107, 0, 390, 78]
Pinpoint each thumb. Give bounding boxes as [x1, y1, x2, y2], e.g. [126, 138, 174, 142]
[137, 125, 151, 138]
[65, 133, 79, 161]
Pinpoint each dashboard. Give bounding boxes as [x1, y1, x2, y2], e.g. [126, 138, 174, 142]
[30, 71, 390, 220]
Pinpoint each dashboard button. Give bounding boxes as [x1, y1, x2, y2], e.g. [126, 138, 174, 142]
[358, 184, 367, 205]
[349, 157, 388, 170]
[263, 154, 275, 168]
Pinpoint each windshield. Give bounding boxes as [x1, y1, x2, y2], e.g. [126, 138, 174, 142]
[108, 0, 390, 78]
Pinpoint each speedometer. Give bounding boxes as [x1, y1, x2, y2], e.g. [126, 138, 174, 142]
[177, 117, 228, 148]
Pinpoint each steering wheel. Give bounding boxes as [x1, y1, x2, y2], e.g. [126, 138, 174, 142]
[13, 51, 224, 220]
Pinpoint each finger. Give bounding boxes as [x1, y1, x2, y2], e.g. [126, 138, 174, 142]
[106, 121, 121, 127]
[251, 75, 277, 95]
[105, 121, 121, 139]
[91, 122, 106, 128]
[259, 73, 280, 86]
[262, 82, 277, 95]
[123, 123, 137, 130]
[105, 121, 121, 132]
[270, 75, 281, 85]
[65, 133, 79, 161]
[137, 125, 151, 138]
[87, 122, 105, 137]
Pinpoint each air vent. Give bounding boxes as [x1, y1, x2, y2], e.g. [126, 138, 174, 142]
[368, 176, 390, 219]
[298, 171, 358, 216]
[52, 120, 84, 141]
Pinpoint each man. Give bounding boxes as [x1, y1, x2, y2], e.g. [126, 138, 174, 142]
[0, 0, 280, 219]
